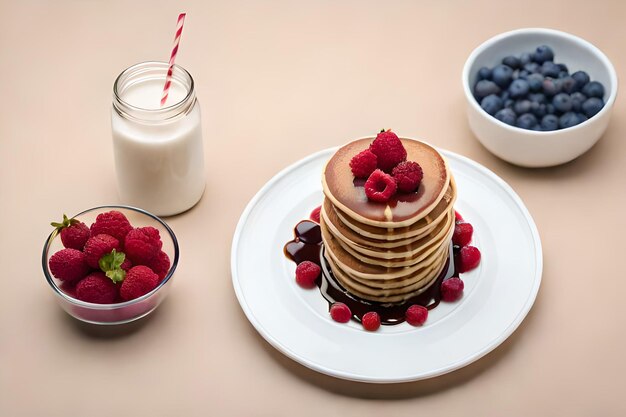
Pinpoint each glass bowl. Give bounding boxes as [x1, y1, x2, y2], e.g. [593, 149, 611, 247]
[42, 205, 179, 325]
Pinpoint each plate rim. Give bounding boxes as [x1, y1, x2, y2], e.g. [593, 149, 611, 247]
[231, 146, 543, 383]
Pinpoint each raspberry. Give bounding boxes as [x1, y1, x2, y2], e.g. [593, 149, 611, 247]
[61, 222, 90, 250]
[75, 272, 118, 304]
[120, 258, 133, 272]
[60, 280, 77, 299]
[391, 161, 424, 193]
[309, 206, 321, 223]
[83, 234, 121, 268]
[349, 149, 378, 178]
[49, 248, 91, 283]
[441, 277, 464, 302]
[405, 304, 428, 326]
[454, 210, 464, 222]
[364, 169, 397, 203]
[295, 261, 320, 288]
[124, 227, 162, 265]
[452, 222, 474, 247]
[120, 265, 159, 301]
[455, 246, 481, 273]
[51, 215, 91, 250]
[369, 130, 407, 172]
[90, 211, 133, 247]
[147, 250, 171, 280]
[362, 311, 381, 331]
[329, 302, 352, 323]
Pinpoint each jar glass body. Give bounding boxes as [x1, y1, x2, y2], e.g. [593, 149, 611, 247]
[111, 61, 205, 216]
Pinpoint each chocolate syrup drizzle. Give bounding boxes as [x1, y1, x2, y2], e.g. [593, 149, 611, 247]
[284, 220, 456, 325]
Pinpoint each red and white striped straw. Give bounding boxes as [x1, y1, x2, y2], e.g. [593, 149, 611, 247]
[160, 13, 186, 107]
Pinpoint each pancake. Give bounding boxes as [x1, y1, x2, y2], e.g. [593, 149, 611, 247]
[321, 216, 450, 280]
[322, 214, 454, 268]
[321, 198, 448, 249]
[324, 207, 454, 261]
[326, 242, 450, 290]
[322, 137, 450, 227]
[321, 179, 455, 246]
[331, 176, 457, 241]
[326, 250, 448, 303]
[320, 136, 456, 303]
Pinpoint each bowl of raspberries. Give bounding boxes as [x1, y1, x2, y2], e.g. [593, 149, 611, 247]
[462, 28, 617, 167]
[42, 206, 179, 325]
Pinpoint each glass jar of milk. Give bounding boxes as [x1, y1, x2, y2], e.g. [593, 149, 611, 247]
[112, 62, 205, 216]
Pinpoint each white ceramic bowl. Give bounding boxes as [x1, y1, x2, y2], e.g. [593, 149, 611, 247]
[462, 28, 618, 167]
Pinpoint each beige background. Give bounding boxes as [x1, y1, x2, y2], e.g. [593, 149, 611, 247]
[1, 0, 625, 415]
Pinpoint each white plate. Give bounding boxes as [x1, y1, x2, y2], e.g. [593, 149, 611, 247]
[231, 147, 542, 383]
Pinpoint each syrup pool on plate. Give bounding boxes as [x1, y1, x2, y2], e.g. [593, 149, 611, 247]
[284, 220, 458, 325]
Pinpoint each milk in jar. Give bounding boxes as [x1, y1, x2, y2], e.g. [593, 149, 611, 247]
[111, 62, 205, 216]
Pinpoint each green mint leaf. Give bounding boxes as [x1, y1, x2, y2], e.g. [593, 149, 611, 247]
[106, 268, 126, 284]
[112, 250, 126, 269]
[99, 254, 112, 272]
[99, 249, 126, 273]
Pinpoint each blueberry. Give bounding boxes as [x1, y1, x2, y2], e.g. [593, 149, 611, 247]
[492, 64, 514, 88]
[514, 99, 532, 114]
[520, 52, 532, 66]
[524, 62, 540, 73]
[532, 103, 547, 118]
[542, 78, 562, 96]
[560, 77, 578, 94]
[577, 113, 589, 123]
[581, 81, 605, 98]
[528, 93, 547, 104]
[552, 93, 572, 113]
[518, 69, 530, 79]
[571, 71, 590, 90]
[533, 45, 554, 64]
[474, 80, 501, 99]
[527, 73, 544, 92]
[541, 114, 559, 131]
[546, 103, 555, 114]
[570, 92, 587, 112]
[494, 108, 517, 126]
[509, 79, 530, 99]
[480, 94, 503, 116]
[502, 55, 521, 69]
[504, 99, 514, 109]
[581, 97, 604, 118]
[559, 112, 582, 129]
[478, 67, 492, 81]
[557, 63, 569, 74]
[558, 71, 569, 79]
[540, 61, 561, 78]
[500, 90, 510, 101]
[516, 113, 538, 129]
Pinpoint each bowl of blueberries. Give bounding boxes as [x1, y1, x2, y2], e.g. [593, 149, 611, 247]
[462, 28, 617, 167]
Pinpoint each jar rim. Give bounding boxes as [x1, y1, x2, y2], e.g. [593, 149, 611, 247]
[113, 61, 195, 123]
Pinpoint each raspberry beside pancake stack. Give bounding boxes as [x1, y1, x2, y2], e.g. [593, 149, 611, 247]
[320, 137, 457, 304]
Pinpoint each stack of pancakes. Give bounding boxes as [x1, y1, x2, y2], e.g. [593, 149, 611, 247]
[320, 137, 456, 304]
